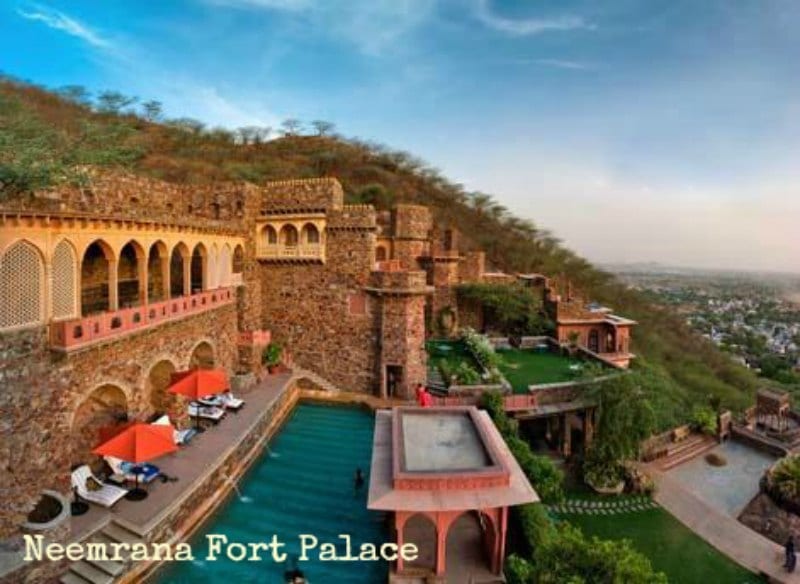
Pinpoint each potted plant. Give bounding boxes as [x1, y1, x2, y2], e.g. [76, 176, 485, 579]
[262, 342, 283, 374]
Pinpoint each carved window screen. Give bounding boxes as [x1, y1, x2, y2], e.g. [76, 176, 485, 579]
[0, 241, 44, 329]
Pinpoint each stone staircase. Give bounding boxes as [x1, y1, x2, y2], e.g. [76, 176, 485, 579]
[291, 366, 345, 393]
[59, 522, 143, 584]
[656, 434, 717, 471]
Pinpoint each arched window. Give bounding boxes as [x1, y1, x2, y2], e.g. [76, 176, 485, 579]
[0, 241, 44, 329]
[376, 245, 387, 262]
[52, 240, 77, 319]
[263, 225, 278, 245]
[302, 223, 320, 244]
[280, 225, 299, 246]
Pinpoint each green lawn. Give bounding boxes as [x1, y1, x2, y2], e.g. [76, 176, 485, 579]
[559, 501, 760, 584]
[497, 348, 584, 393]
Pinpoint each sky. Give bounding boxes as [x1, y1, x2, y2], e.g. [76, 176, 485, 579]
[3, 0, 799, 273]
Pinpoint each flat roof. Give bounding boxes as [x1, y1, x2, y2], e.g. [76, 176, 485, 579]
[401, 411, 492, 472]
[368, 407, 539, 512]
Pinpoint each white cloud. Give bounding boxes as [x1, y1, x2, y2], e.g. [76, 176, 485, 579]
[203, 0, 312, 11]
[533, 59, 594, 71]
[476, 0, 592, 36]
[201, 0, 438, 55]
[17, 4, 112, 48]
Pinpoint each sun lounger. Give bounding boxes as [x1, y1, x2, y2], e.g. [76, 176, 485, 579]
[152, 414, 197, 445]
[188, 403, 226, 423]
[198, 392, 245, 411]
[71, 465, 127, 508]
[104, 456, 161, 484]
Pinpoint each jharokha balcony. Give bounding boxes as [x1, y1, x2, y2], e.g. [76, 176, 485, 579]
[256, 243, 324, 262]
[50, 287, 236, 351]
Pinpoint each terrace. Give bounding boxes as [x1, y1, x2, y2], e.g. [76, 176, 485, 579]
[496, 346, 586, 393]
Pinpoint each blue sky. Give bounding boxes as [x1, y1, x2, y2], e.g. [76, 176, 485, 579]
[3, 0, 799, 272]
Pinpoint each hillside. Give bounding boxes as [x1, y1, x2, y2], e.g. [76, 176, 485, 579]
[0, 76, 763, 428]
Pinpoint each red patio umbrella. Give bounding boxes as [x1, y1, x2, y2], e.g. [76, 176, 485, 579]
[168, 368, 230, 432]
[93, 422, 177, 500]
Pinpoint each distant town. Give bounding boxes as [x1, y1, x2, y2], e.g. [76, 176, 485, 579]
[611, 265, 800, 390]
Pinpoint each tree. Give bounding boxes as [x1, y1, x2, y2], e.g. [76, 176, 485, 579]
[280, 118, 303, 136]
[141, 100, 163, 122]
[56, 85, 91, 106]
[585, 372, 657, 469]
[96, 91, 137, 114]
[311, 120, 335, 136]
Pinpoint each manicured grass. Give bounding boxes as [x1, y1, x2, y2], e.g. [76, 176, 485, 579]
[561, 503, 760, 584]
[497, 348, 584, 393]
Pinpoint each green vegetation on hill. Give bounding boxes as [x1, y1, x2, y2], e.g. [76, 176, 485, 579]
[0, 75, 761, 428]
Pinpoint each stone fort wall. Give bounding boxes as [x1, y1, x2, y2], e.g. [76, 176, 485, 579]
[0, 307, 238, 539]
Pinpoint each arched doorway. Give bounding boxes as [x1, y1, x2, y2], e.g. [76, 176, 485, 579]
[403, 514, 437, 572]
[376, 245, 388, 262]
[189, 341, 215, 369]
[81, 241, 113, 316]
[588, 329, 599, 353]
[118, 241, 145, 308]
[147, 241, 169, 302]
[445, 512, 489, 581]
[170, 243, 189, 298]
[190, 244, 207, 293]
[71, 384, 128, 468]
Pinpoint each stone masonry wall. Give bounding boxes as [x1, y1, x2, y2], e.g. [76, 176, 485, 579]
[258, 221, 380, 393]
[0, 306, 238, 540]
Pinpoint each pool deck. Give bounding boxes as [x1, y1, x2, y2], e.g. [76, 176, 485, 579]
[650, 464, 800, 583]
[71, 372, 294, 542]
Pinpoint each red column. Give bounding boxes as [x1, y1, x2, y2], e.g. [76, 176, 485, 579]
[435, 513, 447, 576]
[497, 506, 508, 574]
[395, 513, 405, 574]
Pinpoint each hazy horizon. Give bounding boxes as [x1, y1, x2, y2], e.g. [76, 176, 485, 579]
[4, 0, 799, 272]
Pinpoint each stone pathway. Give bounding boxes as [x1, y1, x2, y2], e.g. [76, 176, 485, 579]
[650, 465, 800, 583]
[548, 495, 659, 516]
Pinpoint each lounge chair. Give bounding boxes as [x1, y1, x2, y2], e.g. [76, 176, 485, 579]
[71, 465, 128, 508]
[198, 392, 245, 411]
[152, 414, 197, 445]
[188, 402, 226, 423]
[104, 456, 161, 485]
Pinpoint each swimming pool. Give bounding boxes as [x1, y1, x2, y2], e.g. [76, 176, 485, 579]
[154, 402, 388, 583]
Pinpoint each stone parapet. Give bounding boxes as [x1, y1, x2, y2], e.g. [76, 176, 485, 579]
[261, 177, 344, 213]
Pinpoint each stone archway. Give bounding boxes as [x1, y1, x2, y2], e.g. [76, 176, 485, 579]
[403, 514, 437, 572]
[445, 511, 488, 581]
[189, 341, 215, 369]
[71, 384, 128, 468]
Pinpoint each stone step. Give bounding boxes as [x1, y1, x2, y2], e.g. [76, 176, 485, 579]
[660, 438, 717, 470]
[90, 533, 131, 561]
[87, 557, 125, 577]
[665, 434, 707, 457]
[70, 561, 114, 584]
[101, 523, 143, 546]
[60, 572, 92, 584]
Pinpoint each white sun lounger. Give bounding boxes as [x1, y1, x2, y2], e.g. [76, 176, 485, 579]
[152, 414, 196, 445]
[71, 465, 128, 508]
[188, 403, 226, 423]
[198, 392, 245, 411]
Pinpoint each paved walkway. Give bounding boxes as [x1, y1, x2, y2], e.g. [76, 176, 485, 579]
[650, 466, 800, 583]
[71, 372, 293, 541]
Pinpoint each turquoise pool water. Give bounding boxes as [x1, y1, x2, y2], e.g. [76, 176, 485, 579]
[155, 403, 388, 583]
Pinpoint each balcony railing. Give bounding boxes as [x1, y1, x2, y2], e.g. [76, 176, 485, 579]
[256, 244, 324, 262]
[50, 287, 235, 351]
